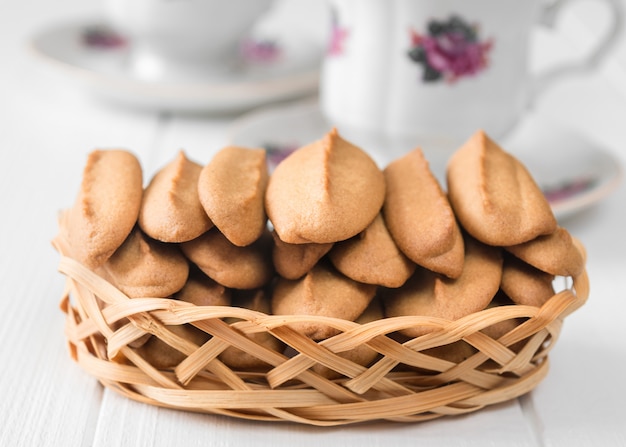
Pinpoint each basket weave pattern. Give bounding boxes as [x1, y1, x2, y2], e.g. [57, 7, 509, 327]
[57, 242, 589, 426]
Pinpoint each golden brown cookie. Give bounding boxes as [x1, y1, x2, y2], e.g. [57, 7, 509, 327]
[328, 214, 416, 288]
[219, 288, 284, 370]
[181, 228, 274, 289]
[139, 150, 213, 243]
[501, 253, 555, 307]
[384, 235, 503, 337]
[446, 130, 557, 246]
[271, 230, 333, 280]
[101, 227, 189, 298]
[504, 227, 584, 277]
[383, 148, 464, 278]
[271, 261, 377, 340]
[175, 268, 231, 307]
[423, 341, 477, 365]
[311, 297, 383, 379]
[265, 128, 386, 244]
[64, 149, 143, 269]
[198, 146, 269, 247]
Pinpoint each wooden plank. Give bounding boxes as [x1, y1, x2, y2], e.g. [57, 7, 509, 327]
[528, 265, 626, 447]
[0, 2, 165, 444]
[92, 390, 538, 447]
[0, 273, 102, 447]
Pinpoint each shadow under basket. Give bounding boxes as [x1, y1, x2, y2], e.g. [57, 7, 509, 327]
[57, 253, 589, 427]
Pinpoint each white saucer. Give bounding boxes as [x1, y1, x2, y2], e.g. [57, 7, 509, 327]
[229, 99, 623, 220]
[28, 19, 323, 112]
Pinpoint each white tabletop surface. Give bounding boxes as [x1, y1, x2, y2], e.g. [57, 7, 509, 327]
[2, 0, 626, 445]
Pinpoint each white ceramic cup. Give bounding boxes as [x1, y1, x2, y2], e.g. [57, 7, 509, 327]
[104, 0, 274, 80]
[320, 0, 623, 156]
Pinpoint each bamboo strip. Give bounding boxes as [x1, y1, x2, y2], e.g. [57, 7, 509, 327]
[268, 326, 414, 396]
[290, 382, 483, 421]
[175, 337, 231, 386]
[196, 319, 367, 404]
[134, 385, 338, 409]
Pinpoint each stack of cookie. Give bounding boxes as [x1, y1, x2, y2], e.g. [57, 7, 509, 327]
[55, 128, 584, 371]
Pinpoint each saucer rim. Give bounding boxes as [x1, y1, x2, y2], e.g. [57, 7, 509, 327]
[28, 18, 322, 111]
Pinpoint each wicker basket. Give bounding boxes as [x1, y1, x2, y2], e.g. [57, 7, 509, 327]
[55, 236, 588, 427]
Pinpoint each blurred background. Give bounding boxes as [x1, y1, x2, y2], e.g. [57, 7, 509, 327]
[2, 0, 623, 152]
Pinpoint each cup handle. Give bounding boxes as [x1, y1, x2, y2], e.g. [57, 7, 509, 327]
[530, 0, 624, 101]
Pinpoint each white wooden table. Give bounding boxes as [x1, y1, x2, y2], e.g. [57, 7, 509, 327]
[2, 0, 626, 445]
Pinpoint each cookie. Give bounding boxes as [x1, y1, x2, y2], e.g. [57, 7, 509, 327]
[181, 228, 274, 289]
[175, 268, 232, 307]
[446, 130, 557, 246]
[101, 227, 189, 298]
[64, 149, 143, 268]
[219, 288, 284, 370]
[139, 150, 213, 243]
[271, 230, 333, 280]
[384, 235, 503, 337]
[501, 253, 555, 307]
[198, 146, 268, 247]
[271, 260, 377, 340]
[383, 148, 464, 278]
[423, 341, 477, 365]
[504, 227, 584, 277]
[265, 128, 385, 244]
[328, 213, 416, 288]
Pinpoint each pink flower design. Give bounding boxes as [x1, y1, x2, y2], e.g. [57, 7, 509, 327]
[82, 26, 126, 49]
[327, 10, 349, 56]
[408, 16, 493, 82]
[263, 142, 298, 171]
[240, 38, 281, 63]
[543, 177, 596, 203]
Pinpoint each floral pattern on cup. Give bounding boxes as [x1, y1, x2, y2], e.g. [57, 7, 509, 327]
[240, 38, 281, 63]
[543, 176, 597, 204]
[263, 142, 298, 171]
[327, 9, 349, 56]
[82, 26, 127, 49]
[407, 15, 493, 83]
